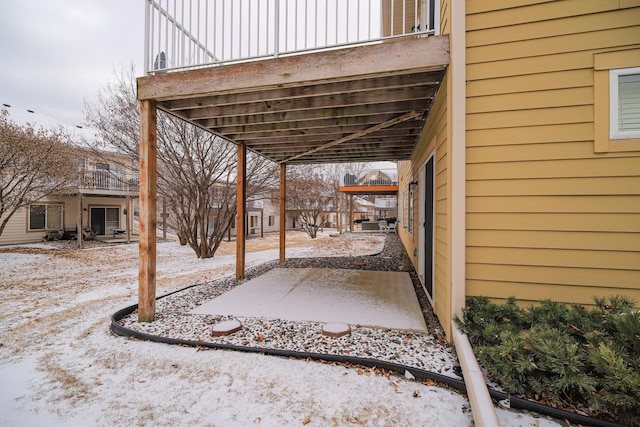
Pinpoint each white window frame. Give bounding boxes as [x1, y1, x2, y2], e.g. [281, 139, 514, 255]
[28, 204, 63, 231]
[610, 67, 640, 140]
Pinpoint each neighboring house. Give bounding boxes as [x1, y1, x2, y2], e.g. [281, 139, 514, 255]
[227, 195, 281, 238]
[375, 196, 398, 220]
[340, 168, 399, 228]
[0, 106, 137, 246]
[135, 0, 640, 340]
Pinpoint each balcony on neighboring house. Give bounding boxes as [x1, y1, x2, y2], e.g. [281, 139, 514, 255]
[340, 168, 398, 195]
[78, 169, 139, 196]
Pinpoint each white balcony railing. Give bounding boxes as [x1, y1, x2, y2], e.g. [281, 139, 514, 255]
[145, 0, 438, 73]
[79, 170, 139, 192]
[341, 168, 398, 187]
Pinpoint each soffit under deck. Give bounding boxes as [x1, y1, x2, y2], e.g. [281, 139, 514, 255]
[137, 35, 449, 165]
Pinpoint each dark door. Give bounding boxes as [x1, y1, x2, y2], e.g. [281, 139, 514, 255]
[90, 207, 106, 235]
[424, 156, 434, 300]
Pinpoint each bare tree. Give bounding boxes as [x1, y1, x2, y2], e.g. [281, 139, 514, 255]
[325, 162, 370, 233]
[85, 65, 277, 258]
[286, 165, 335, 238]
[0, 111, 76, 238]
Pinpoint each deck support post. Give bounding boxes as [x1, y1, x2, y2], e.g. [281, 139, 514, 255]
[138, 99, 157, 322]
[349, 194, 354, 232]
[77, 193, 83, 249]
[279, 163, 286, 263]
[236, 144, 246, 279]
[125, 195, 131, 244]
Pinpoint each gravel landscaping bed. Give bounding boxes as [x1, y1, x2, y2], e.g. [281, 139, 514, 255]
[117, 233, 461, 378]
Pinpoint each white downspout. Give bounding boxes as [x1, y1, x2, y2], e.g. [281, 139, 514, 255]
[450, 0, 501, 426]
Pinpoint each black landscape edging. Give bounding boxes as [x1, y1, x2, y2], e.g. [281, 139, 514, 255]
[110, 301, 627, 427]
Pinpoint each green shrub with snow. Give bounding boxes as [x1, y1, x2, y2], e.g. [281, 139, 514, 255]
[455, 295, 640, 426]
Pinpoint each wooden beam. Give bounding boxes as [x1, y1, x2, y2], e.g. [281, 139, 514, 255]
[188, 85, 433, 120]
[236, 143, 246, 279]
[200, 99, 428, 128]
[211, 112, 408, 134]
[229, 120, 420, 141]
[137, 35, 449, 100]
[279, 163, 286, 263]
[166, 73, 439, 110]
[281, 111, 422, 163]
[138, 99, 157, 323]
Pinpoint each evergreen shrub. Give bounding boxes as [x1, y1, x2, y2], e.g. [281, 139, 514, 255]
[455, 296, 640, 426]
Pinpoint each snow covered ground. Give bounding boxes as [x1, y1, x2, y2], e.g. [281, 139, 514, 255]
[0, 231, 560, 426]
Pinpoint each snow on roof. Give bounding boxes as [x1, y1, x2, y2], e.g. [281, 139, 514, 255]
[1, 103, 98, 147]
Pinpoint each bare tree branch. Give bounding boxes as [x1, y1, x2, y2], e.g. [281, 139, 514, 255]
[0, 111, 77, 237]
[85, 65, 278, 258]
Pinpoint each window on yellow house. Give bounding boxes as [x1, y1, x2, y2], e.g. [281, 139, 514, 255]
[610, 68, 640, 140]
[594, 48, 640, 152]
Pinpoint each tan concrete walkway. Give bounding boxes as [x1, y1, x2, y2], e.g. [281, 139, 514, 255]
[191, 268, 428, 333]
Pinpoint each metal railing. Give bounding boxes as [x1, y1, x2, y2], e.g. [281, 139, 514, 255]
[79, 170, 139, 192]
[341, 168, 398, 187]
[145, 0, 438, 73]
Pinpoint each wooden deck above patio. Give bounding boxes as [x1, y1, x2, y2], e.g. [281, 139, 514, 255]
[136, 34, 449, 322]
[137, 35, 449, 164]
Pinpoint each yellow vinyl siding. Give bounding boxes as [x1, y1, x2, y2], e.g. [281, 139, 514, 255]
[467, 123, 593, 147]
[468, 247, 640, 271]
[466, 281, 640, 307]
[467, 141, 640, 162]
[468, 176, 640, 196]
[467, 195, 640, 214]
[468, 213, 639, 233]
[468, 264, 638, 289]
[468, 106, 593, 130]
[466, 69, 593, 97]
[465, 1, 640, 307]
[467, 87, 592, 114]
[398, 69, 451, 335]
[467, 0, 625, 29]
[468, 9, 640, 48]
[439, 0, 450, 34]
[468, 158, 639, 180]
[467, 27, 640, 64]
[467, 230, 640, 252]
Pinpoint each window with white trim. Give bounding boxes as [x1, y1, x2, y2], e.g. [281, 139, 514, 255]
[29, 204, 63, 231]
[610, 67, 640, 140]
[593, 48, 640, 153]
[268, 215, 275, 227]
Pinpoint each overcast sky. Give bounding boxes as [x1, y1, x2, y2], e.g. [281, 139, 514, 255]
[0, 0, 145, 126]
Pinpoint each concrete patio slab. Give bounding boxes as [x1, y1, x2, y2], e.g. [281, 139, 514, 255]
[191, 268, 428, 333]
